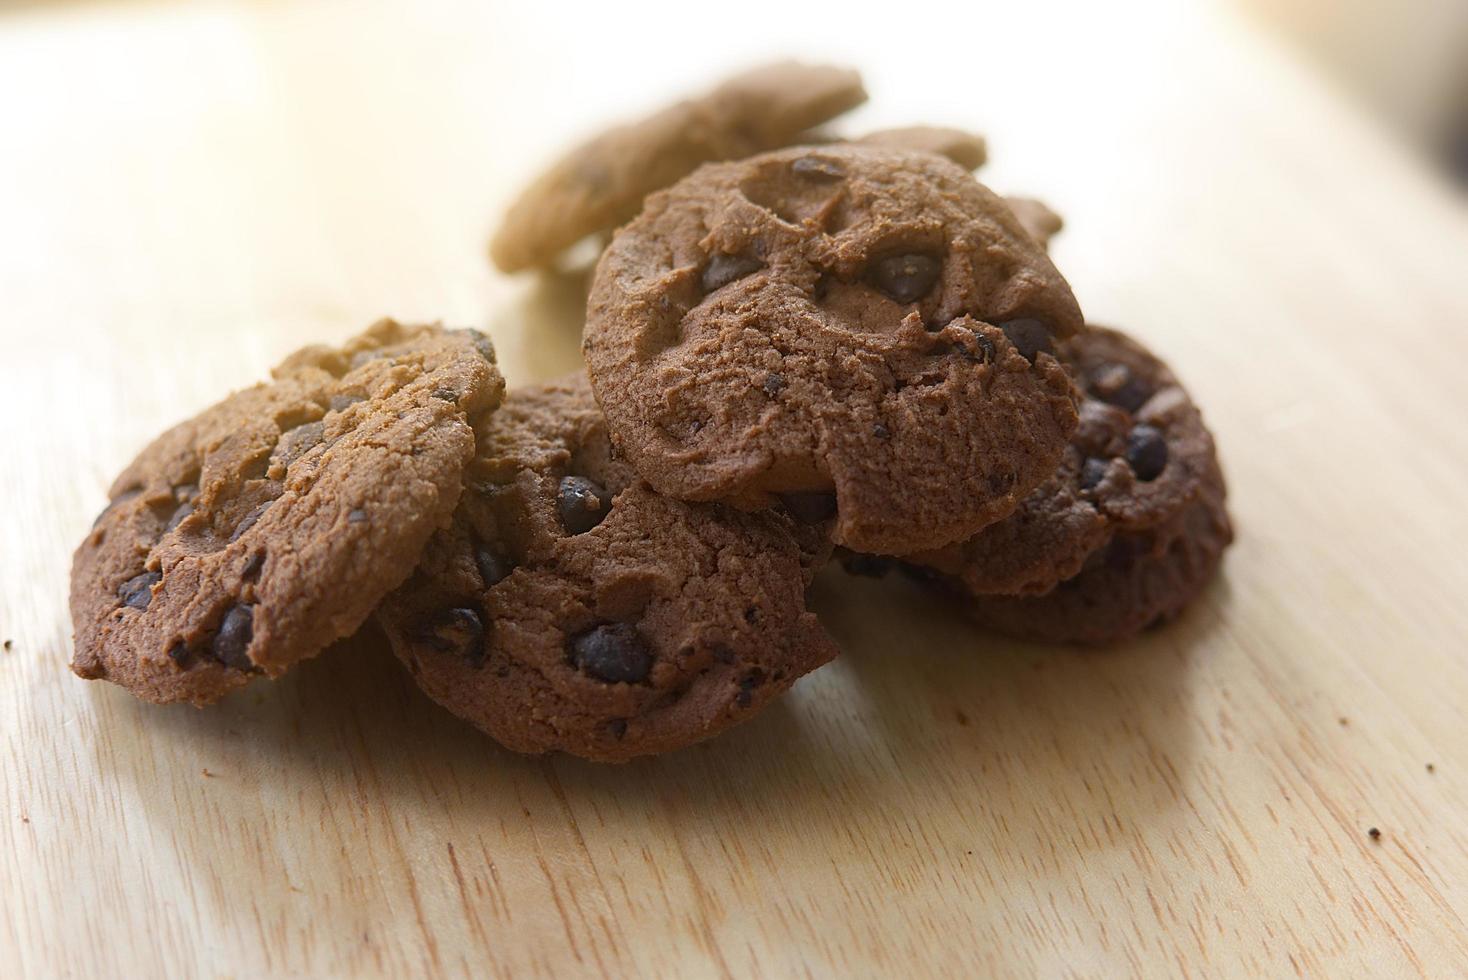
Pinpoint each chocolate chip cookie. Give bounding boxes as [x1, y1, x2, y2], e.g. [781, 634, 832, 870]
[585, 144, 1085, 555]
[376, 375, 837, 762]
[910, 326, 1232, 641]
[489, 61, 867, 273]
[71, 320, 505, 705]
[853, 126, 988, 170]
[1005, 196, 1064, 249]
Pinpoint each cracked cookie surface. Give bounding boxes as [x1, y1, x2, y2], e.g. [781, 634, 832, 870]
[375, 374, 837, 762]
[585, 143, 1084, 555]
[70, 320, 505, 705]
[489, 61, 867, 273]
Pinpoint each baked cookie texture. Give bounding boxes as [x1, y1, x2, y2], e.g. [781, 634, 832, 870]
[70, 320, 505, 705]
[852, 126, 988, 170]
[585, 143, 1085, 555]
[911, 326, 1232, 642]
[489, 61, 867, 273]
[376, 375, 837, 762]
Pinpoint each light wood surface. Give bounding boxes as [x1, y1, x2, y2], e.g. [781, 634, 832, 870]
[4, 1, 1468, 977]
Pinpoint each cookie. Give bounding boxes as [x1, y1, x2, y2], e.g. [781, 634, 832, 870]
[70, 320, 505, 705]
[1005, 196, 1064, 249]
[852, 126, 988, 170]
[585, 143, 1085, 555]
[909, 326, 1232, 642]
[489, 61, 867, 273]
[376, 375, 837, 762]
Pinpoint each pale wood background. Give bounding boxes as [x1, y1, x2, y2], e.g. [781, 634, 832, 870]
[4, 1, 1468, 977]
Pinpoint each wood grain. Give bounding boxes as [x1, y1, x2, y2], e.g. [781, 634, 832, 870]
[4, 1, 1468, 976]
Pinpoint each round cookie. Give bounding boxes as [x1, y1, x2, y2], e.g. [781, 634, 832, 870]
[489, 61, 867, 273]
[70, 320, 505, 706]
[585, 143, 1085, 555]
[910, 326, 1227, 596]
[376, 375, 838, 762]
[852, 126, 988, 170]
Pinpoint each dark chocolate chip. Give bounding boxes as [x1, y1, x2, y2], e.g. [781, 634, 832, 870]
[569, 623, 652, 684]
[986, 470, 1017, 495]
[419, 607, 486, 667]
[275, 420, 327, 472]
[999, 318, 1053, 362]
[872, 422, 891, 439]
[1125, 424, 1169, 481]
[762, 372, 786, 397]
[211, 605, 254, 670]
[780, 492, 837, 524]
[868, 253, 941, 304]
[607, 719, 628, 740]
[431, 387, 459, 402]
[229, 500, 272, 542]
[702, 252, 764, 293]
[348, 508, 368, 524]
[117, 571, 161, 610]
[168, 642, 192, 668]
[1079, 457, 1110, 491]
[328, 393, 365, 412]
[735, 671, 764, 709]
[966, 330, 996, 363]
[93, 488, 143, 528]
[240, 552, 265, 580]
[557, 476, 611, 534]
[1090, 365, 1152, 413]
[459, 328, 498, 364]
[791, 155, 845, 181]
[474, 540, 514, 588]
[164, 502, 194, 532]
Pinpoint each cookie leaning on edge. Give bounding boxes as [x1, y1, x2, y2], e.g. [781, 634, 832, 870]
[70, 320, 505, 705]
[376, 375, 837, 762]
[489, 61, 867, 273]
[909, 326, 1232, 643]
[585, 143, 1085, 556]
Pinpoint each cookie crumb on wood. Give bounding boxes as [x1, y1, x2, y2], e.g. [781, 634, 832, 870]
[1426, 763, 1436, 773]
[1368, 827, 1382, 841]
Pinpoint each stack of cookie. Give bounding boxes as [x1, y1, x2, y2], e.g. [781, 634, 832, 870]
[71, 62, 1231, 761]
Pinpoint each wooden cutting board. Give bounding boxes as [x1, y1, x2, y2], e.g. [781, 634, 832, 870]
[4, 1, 1467, 976]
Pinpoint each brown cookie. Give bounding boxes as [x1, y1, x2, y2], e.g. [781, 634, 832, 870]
[909, 326, 1232, 642]
[1005, 196, 1064, 249]
[585, 144, 1084, 555]
[375, 375, 837, 762]
[70, 320, 505, 705]
[489, 61, 867, 273]
[853, 126, 988, 170]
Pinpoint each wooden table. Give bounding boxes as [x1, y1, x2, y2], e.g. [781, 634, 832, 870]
[4, 1, 1467, 976]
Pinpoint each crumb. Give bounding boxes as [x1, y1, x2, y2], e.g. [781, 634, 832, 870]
[3, 640, 11, 651]
[201, 768, 214, 778]
[1426, 763, 1436, 773]
[1368, 827, 1381, 841]
[20, 814, 29, 824]
[1338, 717, 1349, 727]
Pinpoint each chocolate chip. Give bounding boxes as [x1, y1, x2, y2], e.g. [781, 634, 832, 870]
[474, 540, 514, 587]
[868, 253, 941, 304]
[460, 329, 498, 364]
[419, 607, 486, 667]
[275, 421, 326, 469]
[328, 393, 365, 412]
[735, 671, 764, 709]
[570, 624, 651, 684]
[240, 552, 265, 580]
[1090, 365, 1152, 413]
[431, 387, 459, 402]
[211, 605, 254, 670]
[1079, 457, 1110, 490]
[780, 492, 837, 524]
[762, 372, 786, 397]
[872, 422, 891, 439]
[999, 318, 1053, 362]
[168, 642, 192, 668]
[164, 502, 194, 532]
[348, 508, 368, 524]
[791, 155, 845, 181]
[1125, 425, 1169, 481]
[702, 252, 764, 293]
[966, 330, 996, 363]
[117, 571, 161, 610]
[93, 488, 143, 528]
[229, 500, 272, 542]
[607, 719, 628, 740]
[557, 476, 611, 534]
